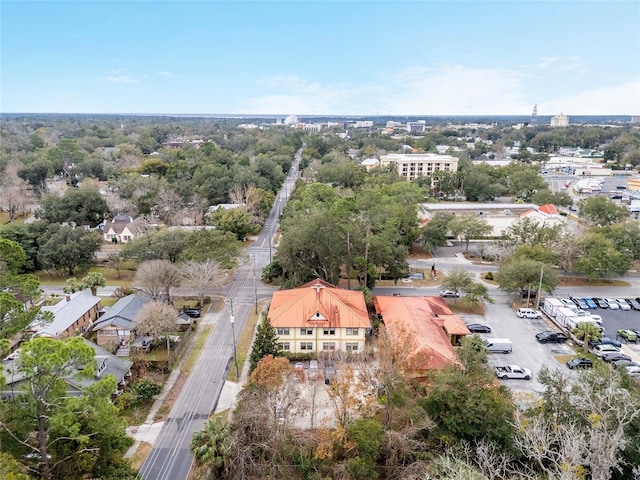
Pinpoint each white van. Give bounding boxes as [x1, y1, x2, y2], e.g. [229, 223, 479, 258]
[516, 308, 542, 319]
[483, 338, 513, 354]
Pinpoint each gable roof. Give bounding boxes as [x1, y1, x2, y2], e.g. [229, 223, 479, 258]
[33, 291, 101, 337]
[538, 204, 558, 216]
[92, 294, 150, 331]
[374, 296, 467, 371]
[1, 339, 132, 398]
[268, 279, 370, 330]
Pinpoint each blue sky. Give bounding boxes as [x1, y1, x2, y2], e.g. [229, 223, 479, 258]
[2, 1, 639, 115]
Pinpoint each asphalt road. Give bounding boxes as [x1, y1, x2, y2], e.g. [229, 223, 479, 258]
[137, 150, 301, 480]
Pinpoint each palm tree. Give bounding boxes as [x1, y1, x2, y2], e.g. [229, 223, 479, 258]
[572, 322, 602, 349]
[191, 416, 231, 479]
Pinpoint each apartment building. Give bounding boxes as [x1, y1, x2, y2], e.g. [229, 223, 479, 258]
[379, 153, 459, 181]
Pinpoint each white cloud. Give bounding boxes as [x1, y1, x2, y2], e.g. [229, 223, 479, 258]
[237, 64, 637, 115]
[540, 77, 640, 115]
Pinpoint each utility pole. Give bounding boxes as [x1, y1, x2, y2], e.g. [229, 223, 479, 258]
[252, 256, 258, 314]
[229, 298, 239, 379]
[536, 263, 544, 308]
[268, 225, 272, 261]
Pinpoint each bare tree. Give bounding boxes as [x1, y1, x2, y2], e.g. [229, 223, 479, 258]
[133, 300, 177, 341]
[179, 259, 223, 307]
[134, 259, 181, 302]
[1, 161, 33, 222]
[154, 186, 184, 225]
[326, 364, 376, 429]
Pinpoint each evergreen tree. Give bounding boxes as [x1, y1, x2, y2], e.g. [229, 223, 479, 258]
[249, 315, 281, 372]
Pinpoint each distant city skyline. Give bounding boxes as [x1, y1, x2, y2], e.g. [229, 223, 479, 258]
[2, 1, 639, 116]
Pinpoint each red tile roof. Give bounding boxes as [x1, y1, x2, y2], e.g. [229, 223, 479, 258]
[374, 296, 468, 371]
[538, 204, 558, 215]
[268, 279, 370, 329]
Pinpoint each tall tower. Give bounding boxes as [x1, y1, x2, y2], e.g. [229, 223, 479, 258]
[530, 104, 538, 126]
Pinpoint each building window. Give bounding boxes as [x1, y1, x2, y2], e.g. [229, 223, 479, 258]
[300, 328, 313, 335]
[346, 328, 359, 335]
[322, 342, 336, 351]
[277, 328, 290, 335]
[346, 343, 359, 352]
[300, 342, 313, 350]
[278, 342, 290, 351]
[323, 328, 335, 335]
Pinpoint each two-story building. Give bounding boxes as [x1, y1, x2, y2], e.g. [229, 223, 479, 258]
[268, 279, 371, 354]
[30, 291, 101, 339]
[91, 294, 150, 350]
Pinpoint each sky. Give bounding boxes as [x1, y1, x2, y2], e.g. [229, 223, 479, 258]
[1, 1, 639, 116]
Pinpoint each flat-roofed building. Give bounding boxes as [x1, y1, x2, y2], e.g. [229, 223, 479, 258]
[379, 153, 459, 181]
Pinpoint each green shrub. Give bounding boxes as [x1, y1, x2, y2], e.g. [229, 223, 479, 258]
[484, 272, 494, 280]
[132, 378, 162, 400]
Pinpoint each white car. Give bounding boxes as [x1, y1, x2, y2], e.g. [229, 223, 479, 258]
[588, 314, 603, 323]
[625, 365, 640, 376]
[605, 298, 620, 310]
[593, 344, 621, 357]
[615, 299, 631, 311]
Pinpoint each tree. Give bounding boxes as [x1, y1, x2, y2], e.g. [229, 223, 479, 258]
[346, 418, 385, 480]
[81, 272, 106, 296]
[207, 207, 259, 241]
[179, 229, 240, 268]
[326, 364, 376, 430]
[63, 277, 84, 294]
[579, 196, 628, 226]
[0, 337, 95, 480]
[134, 259, 181, 303]
[419, 212, 454, 252]
[248, 355, 296, 427]
[574, 233, 632, 280]
[249, 315, 281, 372]
[133, 300, 177, 342]
[440, 269, 473, 300]
[0, 238, 27, 275]
[571, 322, 602, 347]
[180, 260, 223, 307]
[449, 215, 493, 252]
[37, 226, 102, 275]
[120, 229, 187, 264]
[38, 187, 110, 228]
[191, 416, 231, 479]
[1, 162, 32, 223]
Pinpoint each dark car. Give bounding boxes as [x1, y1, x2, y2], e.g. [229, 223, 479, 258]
[602, 352, 631, 363]
[570, 296, 589, 310]
[392, 293, 402, 297]
[591, 297, 609, 309]
[466, 323, 492, 333]
[521, 289, 538, 299]
[625, 298, 640, 311]
[181, 308, 201, 318]
[609, 193, 623, 200]
[536, 331, 569, 344]
[588, 337, 622, 349]
[566, 358, 593, 369]
[613, 360, 640, 369]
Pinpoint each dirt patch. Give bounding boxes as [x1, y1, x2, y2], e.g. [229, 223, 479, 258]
[129, 441, 152, 470]
[155, 371, 187, 422]
[557, 277, 629, 287]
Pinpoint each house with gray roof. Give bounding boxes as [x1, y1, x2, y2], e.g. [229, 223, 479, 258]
[1, 339, 132, 400]
[92, 294, 150, 349]
[30, 291, 101, 339]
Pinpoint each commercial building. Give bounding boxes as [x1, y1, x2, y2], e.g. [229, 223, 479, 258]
[379, 153, 459, 181]
[550, 113, 569, 127]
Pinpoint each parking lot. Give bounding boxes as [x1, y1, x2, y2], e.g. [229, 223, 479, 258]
[460, 290, 640, 396]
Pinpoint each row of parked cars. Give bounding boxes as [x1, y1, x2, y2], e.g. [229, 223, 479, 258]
[566, 296, 640, 311]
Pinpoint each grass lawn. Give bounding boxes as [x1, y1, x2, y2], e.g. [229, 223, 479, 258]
[227, 302, 262, 382]
[36, 266, 135, 286]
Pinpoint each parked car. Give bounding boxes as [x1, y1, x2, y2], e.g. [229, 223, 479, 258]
[324, 364, 336, 385]
[466, 323, 492, 333]
[516, 308, 542, 319]
[613, 360, 640, 369]
[615, 298, 631, 311]
[592, 297, 609, 309]
[625, 298, 640, 310]
[392, 293, 402, 297]
[536, 331, 569, 344]
[618, 329, 638, 342]
[440, 290, 459, 298]
[561, 298, 576, 308]
[625, 365, 640, 376]
[588, 313, 603, 323]
[602, 352, 631, 363]
[582, 297, 597, 309]
[605, 298, 620, 310]
[593, 344, 622, 357]
[570, 297, 589, 310]
[566, 358, 593, 369]
[588, 337, 622, 348]
[521, 289, 538, 299]
[181, 308, 201, 318]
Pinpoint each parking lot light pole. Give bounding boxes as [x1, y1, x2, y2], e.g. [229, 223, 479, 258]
[536, 263, 544, 308]
[229, 298, 239, 379]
